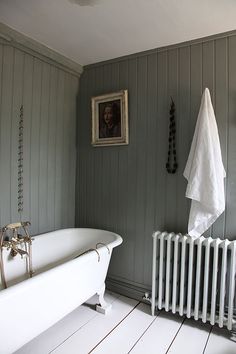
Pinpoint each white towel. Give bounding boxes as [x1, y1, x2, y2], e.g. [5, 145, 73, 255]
[183, 88, 226, 238]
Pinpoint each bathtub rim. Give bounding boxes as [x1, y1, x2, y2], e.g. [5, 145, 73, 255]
[31, 227, 123, 249]
[0, 228, 123, 297]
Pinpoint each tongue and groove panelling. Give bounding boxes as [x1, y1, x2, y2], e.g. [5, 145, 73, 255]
[0, 44, 78, 235]
[76, 32, 236, 292]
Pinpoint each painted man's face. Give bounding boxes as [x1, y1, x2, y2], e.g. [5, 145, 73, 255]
[103, 106, 113, 125]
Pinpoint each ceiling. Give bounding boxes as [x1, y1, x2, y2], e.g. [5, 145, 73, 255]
[0, 0, 236, 66]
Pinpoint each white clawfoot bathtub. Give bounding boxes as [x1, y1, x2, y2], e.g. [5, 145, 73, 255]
[0, 228, 122, 354]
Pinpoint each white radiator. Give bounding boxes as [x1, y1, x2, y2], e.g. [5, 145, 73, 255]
[151, 231, 236, 330]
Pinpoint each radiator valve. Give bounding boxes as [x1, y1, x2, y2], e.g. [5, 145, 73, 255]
[143, 292, 151, 303]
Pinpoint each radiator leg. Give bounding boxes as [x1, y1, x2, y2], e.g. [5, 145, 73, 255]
[96, 283, 112, 315]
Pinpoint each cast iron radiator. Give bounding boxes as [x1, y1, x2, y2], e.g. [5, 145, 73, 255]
[151, 231, 236, 330]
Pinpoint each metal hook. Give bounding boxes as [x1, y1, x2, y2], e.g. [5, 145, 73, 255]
[96, 242, 110, 255]
[76, 248, 100, 262]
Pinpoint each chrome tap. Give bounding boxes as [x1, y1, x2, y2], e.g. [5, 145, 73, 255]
[3, 236, 29, 259]
[2, 222, 32, 259]
[0, 221, 34, 288]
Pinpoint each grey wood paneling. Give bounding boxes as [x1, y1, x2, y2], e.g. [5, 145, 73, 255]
[226, 36, 236, 240]
[11, 49, 24, 223]
[39, 62, 50, 233]
[54, 70, 65, 230]
[213, 38, 228, 238]
[134, 56, 148, 285]
[30, 58, 42, 233]
[47, 66, 58, 231]
[76, 32, 236, 291]
[143, 53, 158, 285]
[68, 76, 78, 227]
[176, 46, 190, 232]
[166, 49, 178, 232]
[22, 54, 33, 224]
[155, 51, 168, 232]
[0, 43, 78, 235]
[1, 45, 14, 226]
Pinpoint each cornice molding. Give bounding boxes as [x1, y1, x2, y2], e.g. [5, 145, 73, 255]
[0, 22, 83, 77]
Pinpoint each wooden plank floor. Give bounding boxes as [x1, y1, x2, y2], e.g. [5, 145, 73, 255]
[15, 292, 236, 354]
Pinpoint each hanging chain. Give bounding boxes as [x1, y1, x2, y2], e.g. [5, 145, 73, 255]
[18, 105, 24, 214]
[166, 98, 178, 174]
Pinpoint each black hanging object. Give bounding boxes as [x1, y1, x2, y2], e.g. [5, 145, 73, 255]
[166, 98, 178, 174]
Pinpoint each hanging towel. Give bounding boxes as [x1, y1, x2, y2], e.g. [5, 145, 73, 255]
[183, 88, 226, 238]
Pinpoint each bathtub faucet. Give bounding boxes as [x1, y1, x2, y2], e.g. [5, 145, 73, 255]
[1, 221, 32, 259]
[2, 236, 29, 258]
[0, 221, 34, 288]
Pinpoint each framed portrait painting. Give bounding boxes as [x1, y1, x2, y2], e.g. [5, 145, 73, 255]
[91, 90, 129, 146]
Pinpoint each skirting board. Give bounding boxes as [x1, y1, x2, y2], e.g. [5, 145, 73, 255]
[106, 276, 151, 303]
[106, 277, 236, 317]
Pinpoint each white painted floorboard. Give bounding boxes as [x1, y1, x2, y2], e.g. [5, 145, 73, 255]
[15, 291, 120, 354]
[130, 311, 183, 354]
[166, 318, 211, 354]
[91, 302, 154, 354]
[51, 295, 138, 354]
[14, 292, 236, 354]
[204, 326, 236, 354]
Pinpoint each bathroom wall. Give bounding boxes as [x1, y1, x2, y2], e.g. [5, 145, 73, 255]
[76, 31, 236, 297]
[0, 41, 79, 236]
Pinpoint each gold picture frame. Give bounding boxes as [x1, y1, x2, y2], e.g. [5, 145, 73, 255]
[91, 90, 129, 146]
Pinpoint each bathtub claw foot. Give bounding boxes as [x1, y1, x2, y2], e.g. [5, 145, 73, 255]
[96, 284, 111, 315]
[96, 302, 112, 315]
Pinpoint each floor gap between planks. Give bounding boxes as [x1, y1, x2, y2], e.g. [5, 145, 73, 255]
[15, 291, 236, 354]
